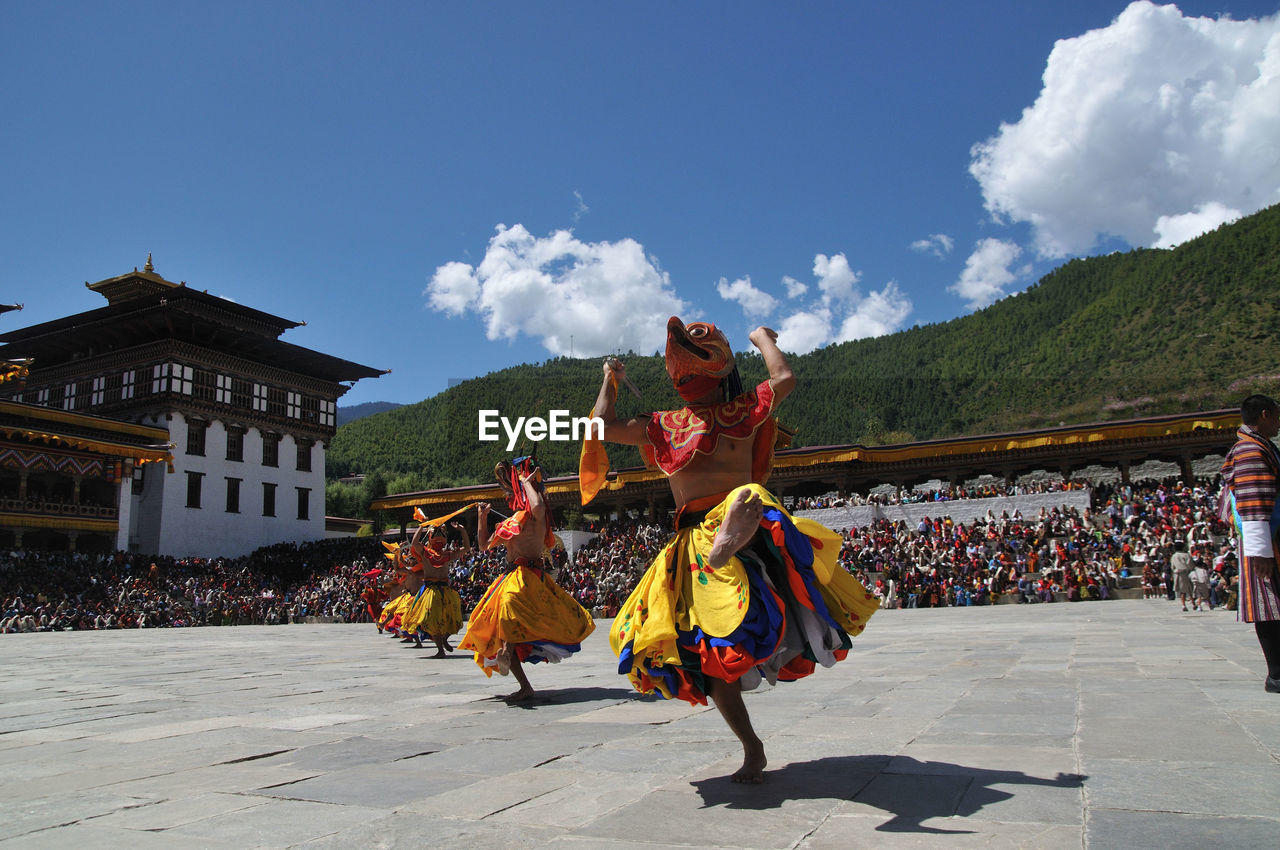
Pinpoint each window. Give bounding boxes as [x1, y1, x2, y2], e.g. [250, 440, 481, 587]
[91, 376, 105, 406]
[286, 391, 301, 419]
[262, 433, 279, 467]
[231, 377, 252, 410]
[102, 372, 123, 405]
[154, 362, 193, 394]
[215, 374, 232, 405]
[173, 363, 193, 395]
[262, 482, 276, 517]
[225, 477, 241, 513]
[320, 398, 336, 428]
[186, 420, 207, 456]
[300, 396, 320, 424]
[296, 487, 310, 520]
[296, 439, 312, 472]
[252, 382, 268, 412]
[62, 382, 76, 411]
[132, 466, 145, 496]
[267, 387, 286, 418]
[186, 471, 204, 508]
[122, 369, 135, 400]
[192, 368, 215, 403]
[226, 427, 244, 462]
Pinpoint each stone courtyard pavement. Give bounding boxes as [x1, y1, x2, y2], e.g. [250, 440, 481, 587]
[1, 599, 1277, 849]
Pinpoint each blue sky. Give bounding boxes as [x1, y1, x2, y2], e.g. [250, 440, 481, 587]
[3, 1, 1278, 407]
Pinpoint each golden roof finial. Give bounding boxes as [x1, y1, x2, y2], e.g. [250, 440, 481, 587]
[144, 253, 154, 273]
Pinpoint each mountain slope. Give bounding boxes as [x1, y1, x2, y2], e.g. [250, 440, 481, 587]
[336, 401, 404, 427]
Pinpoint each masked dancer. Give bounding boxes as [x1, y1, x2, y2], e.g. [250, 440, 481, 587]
[401, 521, 470, 656]
[459, 458, 595, 701]
[586, 318, 878, 783]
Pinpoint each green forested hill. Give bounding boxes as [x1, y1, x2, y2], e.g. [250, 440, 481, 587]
[328, 203, 1280, 490]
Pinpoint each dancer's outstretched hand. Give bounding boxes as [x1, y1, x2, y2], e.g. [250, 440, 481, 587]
[604, 357, 626, 381]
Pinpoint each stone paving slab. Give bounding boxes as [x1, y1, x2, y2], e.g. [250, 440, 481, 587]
[0, 599, 1277, 848]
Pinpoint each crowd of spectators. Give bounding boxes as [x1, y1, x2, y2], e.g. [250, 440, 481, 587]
[793, 478, 1089, 510]
[1, 538, 384, 633]
[832, 477, 1235, 609]
[1, 476, 1239, 633]
[445, 519, 666, 618]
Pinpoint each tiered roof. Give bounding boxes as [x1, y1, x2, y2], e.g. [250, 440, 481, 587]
[0, 262, 383, 384]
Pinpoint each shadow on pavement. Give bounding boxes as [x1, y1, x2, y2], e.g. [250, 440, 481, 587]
[474, 685, 640, 708]
[691, 754, 1086, 834]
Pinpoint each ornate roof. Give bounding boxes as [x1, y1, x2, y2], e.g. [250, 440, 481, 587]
[0, 399, 173, 467]
[0, 262, 384, 384]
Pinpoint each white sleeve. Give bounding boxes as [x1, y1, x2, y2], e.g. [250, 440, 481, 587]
[1240, 520, 1275, 559]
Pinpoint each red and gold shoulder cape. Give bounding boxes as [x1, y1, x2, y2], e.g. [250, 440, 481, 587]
[643, 380, 776, 484]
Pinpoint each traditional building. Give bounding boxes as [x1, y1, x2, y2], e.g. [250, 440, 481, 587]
[0, 258, 384, 556]
[0, 400, 173, 552]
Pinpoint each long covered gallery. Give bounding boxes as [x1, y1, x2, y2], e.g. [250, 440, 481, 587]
[372, 408, 1238, 528]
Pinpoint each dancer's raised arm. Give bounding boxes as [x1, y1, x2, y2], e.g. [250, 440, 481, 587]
[596, 358, 648, 445]
[748, 326, 795, 402]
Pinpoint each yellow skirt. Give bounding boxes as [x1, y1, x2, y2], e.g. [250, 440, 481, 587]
[459, 563, 595, 677]
[378, 592, 411, 631]
[401, 583, 463, 637]
[611, 483, 878, 705]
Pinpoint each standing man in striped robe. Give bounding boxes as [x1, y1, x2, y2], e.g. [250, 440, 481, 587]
[1219, 394, 1280, 693]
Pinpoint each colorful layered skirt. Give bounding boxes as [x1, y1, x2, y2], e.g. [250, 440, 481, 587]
[459, 562, 596, 676]
[378, 592, 412, 634]
[611, 483, 878, 705]
[401, 581, 463, 638]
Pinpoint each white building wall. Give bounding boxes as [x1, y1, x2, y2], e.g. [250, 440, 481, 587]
[130, 412, 328, 558]
[113, 471, 133, 552]
[128, 413, 170, 553]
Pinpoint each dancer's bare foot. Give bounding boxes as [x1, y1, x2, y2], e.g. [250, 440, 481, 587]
[730, 742, 767, 783]
[505, 687, 535, 702]
[443, 640, 454, 652]
[708, 677, 766, 784]
[432, 649, 446, 658]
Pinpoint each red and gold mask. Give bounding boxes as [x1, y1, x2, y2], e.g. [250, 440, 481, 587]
[665, 316, 735, 402]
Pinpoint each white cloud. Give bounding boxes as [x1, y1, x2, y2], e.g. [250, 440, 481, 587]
[837, 281, 914, 342]
[910, 233, 955, 258]
[1152, 201, 1241, 247]
[572, 190, 589, 223]
[716, 275, 779, 316]
[773, 253, 913, 352]
[814, 253, 861, 305]
[777, 308, 833, 355]
[426, 261, 480, 315]
[970, 0, 1280, 258]
[782, 276, 808, 299]
[424, 224, 688, 357]
[950, 239, 1023, 309]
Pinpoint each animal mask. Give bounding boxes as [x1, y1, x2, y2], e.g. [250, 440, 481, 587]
[665, 316, 735, 402]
